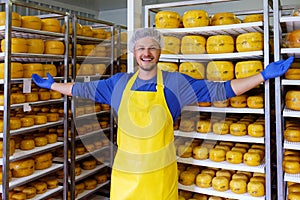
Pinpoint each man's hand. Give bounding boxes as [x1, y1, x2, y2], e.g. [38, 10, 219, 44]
[260, 56, 294, 81]
[32, 73, 54, 90]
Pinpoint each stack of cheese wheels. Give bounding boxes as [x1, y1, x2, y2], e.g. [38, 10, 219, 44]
[283, 151, 300, 174]
[182, 10, 209, 27]
[94, 45, 106, 57]
[206, 61, 234, 81]
[243, 14, 263, 23]
[206, 35, 234, 54]
[41, 18, 61, 33]
[1, 38, 28, 53]
[179, 62, 205, 79]
[61, 22, 83, 35]
[82, 44, 95, 56]
[181, 35, 206, 54]
[286, 90, 300, 110]
[93, 29, 107, 39]
[284, 127, 300, 142]
[94, 64, 106, 75]
[155, 10, 181, 28]
[23, 63, 43, 78]
[162, 36, 180, 54]
[211, 12, 238, 26]
[235, 60, 263, 78]
[236, 32, 264, 52]
[27, 39, 44, 54]
[157, 62, 178, 72]
[21, 16, 42, 30]
[0, 62, 23, 78]
[286, 29, 300, 48]
[78, 64, 94, 75]
[44, 40, 65, 55]
[82, 25, 94, 37]
[285, 62, 300, 80]
[43, 64, 57, 77]
[0, 11, 21, 27]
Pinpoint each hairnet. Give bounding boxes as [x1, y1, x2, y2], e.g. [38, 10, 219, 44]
[129, 28, 164, 52]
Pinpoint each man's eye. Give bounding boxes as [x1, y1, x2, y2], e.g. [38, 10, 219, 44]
[137, 48, 144, 51]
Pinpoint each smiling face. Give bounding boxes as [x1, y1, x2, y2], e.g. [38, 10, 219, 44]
[133, 37, 161, 73]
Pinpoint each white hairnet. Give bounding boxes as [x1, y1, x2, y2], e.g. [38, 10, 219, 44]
[129, 28, 164, 52]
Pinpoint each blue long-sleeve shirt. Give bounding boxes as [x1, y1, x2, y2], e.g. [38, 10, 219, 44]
[72, 71, 236, 122]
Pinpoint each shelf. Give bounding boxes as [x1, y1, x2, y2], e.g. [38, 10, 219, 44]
[178, 183, 265, 200]
[280, 16, 300, 32]
[73, 146, 110, 162]
[0, 77, 64, 84]
[281, 48, 300, 59]
[177, 157, 265, 173]
[76, 36, 109, 44]
[183, 105, 264, 114]
[76, 56, 111, 63]
[283, 107, 300, 118]
[73, 163, 108, 183]
[284, 140, 300, 150]
[157, 21, 263, 37]
[76, 180, 110, 200]
[0, 98, 64, 110]
[0, 119, 64, 137]
[282, 79, 300, 85]
[0, 52, 65, 62]
[174, 130, 264, 144]
[160, 51, 263, 62]
[284, 173, 300, 183]
[75, 111, 109, 119]
[0, 142, 64, 164]
[75, 127, 110, 141]
[27, 186, 63, 200]
[2, 163, 63, 192]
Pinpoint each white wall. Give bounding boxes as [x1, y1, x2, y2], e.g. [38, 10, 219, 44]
[99, 8, 127, 27]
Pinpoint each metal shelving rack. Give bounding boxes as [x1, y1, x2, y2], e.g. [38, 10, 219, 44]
[145, 0, 272, 199]
[274, 0, 300, 199]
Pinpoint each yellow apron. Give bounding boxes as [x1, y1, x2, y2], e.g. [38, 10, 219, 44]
[110, 69, 178, 200]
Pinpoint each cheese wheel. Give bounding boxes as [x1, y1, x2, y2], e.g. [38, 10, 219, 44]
[11, 93, 25, 104]
[155, 11, 180, 28]
[0, 62, 23, 79]
[41, 18, 61, 32]
[78, 64, 94, 75]
[21, 16, 42, 30]
[0, 139, 15, 157]
[93, 29, 107, 39]
[206, 35, 234, 54]
[236, 32, 264, 52]
[230, 95, 248, 108]
[211, 12, 237, 26]
[162, 36, 180, 54]
[27, 38, 44, 54]
[1, 38, 28, 53]
[286, 90, 300, 110]
[94, 64, 107, 74]
[230, 123, 247, 136]
[286, 30, 300, 48]
[285, 69, 300, 80]
[243, 14, 263, 23]
[0, 12, 21, 27]
[38, 91, 50, 101]
[43, 64, 57, 77]
[34, 152, 53, 170]
[157, 62, 178, 72]
[20, 117, 34, 127]
[50, 90, 62, 99]
[235, 60, 263, 78]
[182, 10, 209, 27]
[82, 25, 94, 37]
[61, 22, 82, 35]
[179, 62, 205, 79]
[10, 158, 35, 177]
[247, 95, 264, 108]
[10, 117, 21, 130]
[285, 127, 300, 142]
[23, 63, 43, 78]
[27, 115, 47, 125]
[181, 35, 206, 54]
[82, 44, 95, 56]
[44, 40, 65, 55]
[248, 123, 264, 137]
[206, 61, 234, 81]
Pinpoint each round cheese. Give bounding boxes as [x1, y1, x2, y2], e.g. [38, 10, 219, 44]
[162, 36, 180, 54]
[243, 14, 263, 23]
[0, 12, 21, 27]
[43, 64, 57, 77]
[286, 30, 300, 48]
[181, 35, 206, 54]
[157, 62, 178, 72]
[94, 64, 107, 74]
[82, 44, 95, 56]
[93, 29, 107, 39]
[206, 61, 234, 81]
[41, 18, 61, 33]
[179, 62, 205, 79]
[286, 90, 300, 110]
[1, 38, 28, 53]
[82, 25, 94, 37]
[61, 22, 82, 35]
[206, 35, 234, 54]
[236, 32, 264, 52]
[23, 63, 43, 78]
[155, 11, 181, 28]
[21, 16, 42, 30]
[211, 12, 237, 26]
[182, 10, 209, 27]
[44, 40, 65, 55]
[235, 60, 263, 78]
[78, 64, 94, 75]
[0, 62, 23, 79]
[27, 38, 44, 54]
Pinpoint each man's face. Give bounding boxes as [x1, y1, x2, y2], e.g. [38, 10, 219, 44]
[133, 37, 161, 72]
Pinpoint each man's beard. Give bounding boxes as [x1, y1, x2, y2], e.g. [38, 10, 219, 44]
[139, 63, 157, 71]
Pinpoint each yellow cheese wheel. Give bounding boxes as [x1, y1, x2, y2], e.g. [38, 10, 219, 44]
[243, 14, 263, 23]
[230, 123, 247, 136]
[41, 18, 61, 33]
[286, 30, 300, 48]
[284, 127, 300, 142]
[82, 25, 94, 37]
[235, 60, 263, 78]
[247, 95, 264, 108]
[182, 10, 209, 27]
[44, 40, 65, 55]
[157, 62, 178, 72]
[94, 45, 106, 57]
[43, 64, 57, 77]
[82, 44, 95, 56]
[21, 16, 42, 30]
[92, 29, 107, 39]
[11, 93, 25, 104]
[155, 11, 180, 28]
[206, 61, 234, 81]
[206, 35, 234, 54]
[179, 62, 205, 79]
[0, 12, 21, 27]
[0, 62, 23, 79]
[10, 117, 21, 130]
[1, 38, 28, 53]
[94, 64, 107, 75]
[248, 123, 264, 137]
[61, 22, 82, 35]
[78, 64, 94, 75]
[285, 69, 300, 80]
[27, 39, 44, 54]
[211, 12, 237, 26]
[230, 94, 248, 108]
[50, 90, 62, 99]
[20, 117, 34, 127]
[25, 92, 39, 102]
[286, 90, 300, 110]
[23, 63, 43, 78]
[181, 35, 206, 54]
[162, 36, 180, 54]
[236, 32, 263, 52]
[27, 115, 47, 125]
[38, 91, 50, 101]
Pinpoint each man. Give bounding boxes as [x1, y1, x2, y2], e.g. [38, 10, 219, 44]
[32, 28, 293, 199]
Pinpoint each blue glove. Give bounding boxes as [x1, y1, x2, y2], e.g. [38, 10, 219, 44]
[260, 56, 294, 81]
[32, 73, 54, 90]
